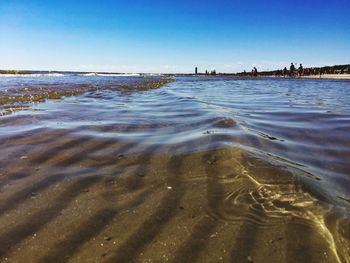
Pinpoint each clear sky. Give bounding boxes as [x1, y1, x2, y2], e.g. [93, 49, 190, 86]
[0, 0, 349, 73]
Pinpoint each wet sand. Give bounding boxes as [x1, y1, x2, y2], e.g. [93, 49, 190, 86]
[0, 129, 349, 263]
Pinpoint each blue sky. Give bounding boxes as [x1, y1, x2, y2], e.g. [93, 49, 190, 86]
[0, 0, 349, 73]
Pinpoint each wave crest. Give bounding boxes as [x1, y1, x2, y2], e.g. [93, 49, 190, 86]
[0, 73, 64, 77]
[80, 73, 141, 77]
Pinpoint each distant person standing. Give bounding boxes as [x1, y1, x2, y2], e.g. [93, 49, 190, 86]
[289, 63, 295, 77]
[283, 67, 288, 77]
[298, 64, 303, 77]
[252, 67, 258, 77]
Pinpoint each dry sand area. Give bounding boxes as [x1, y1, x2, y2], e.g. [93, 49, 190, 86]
[302, 74, 350, 80]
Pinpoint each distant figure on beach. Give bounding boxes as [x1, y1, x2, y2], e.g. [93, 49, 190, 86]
[290, 63, 295, 77]
[283, 67, 288, 77]
[298, 64, 303, 77]
[252, 67, 258, 77]
[195, 67, 198, 75]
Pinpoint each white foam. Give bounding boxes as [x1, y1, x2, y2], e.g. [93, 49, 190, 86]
[102, 73, 141, 77]
[80, 73, 98, 76]
[80, 73, 141, 77]
[144, 73, 163, 76]
[0, 73, 64, 77]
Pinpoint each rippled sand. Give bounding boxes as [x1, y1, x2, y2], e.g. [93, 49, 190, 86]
[0, 76, 350, 262]
[0, 128, 349, 263]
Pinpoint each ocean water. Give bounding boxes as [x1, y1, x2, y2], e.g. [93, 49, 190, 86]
[2, 74, 349, 196]
[168, 77, 350, 197]
[0, 73, 350, 262]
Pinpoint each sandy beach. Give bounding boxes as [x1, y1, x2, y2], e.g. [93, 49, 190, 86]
[302, 74, 350, 80]
[263, 74, 350, 80]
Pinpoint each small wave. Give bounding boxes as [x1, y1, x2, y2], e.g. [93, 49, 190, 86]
[0, 73, 64, 77]
[144, 73, 164, 76]
[104, 73, 141, 77]
[80, 73, 98, 76]
[80, 73, 141, 77]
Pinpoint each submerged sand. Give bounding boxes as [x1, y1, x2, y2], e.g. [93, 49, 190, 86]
[0, 76, 350, 263]
[0, 77, 174, 116]
[0, 128, 349, 263]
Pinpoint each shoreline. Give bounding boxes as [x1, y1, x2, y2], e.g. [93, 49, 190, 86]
[255, 74, 350, 80]
[181, 74, 350, 80]
[301, 74, 350, 79]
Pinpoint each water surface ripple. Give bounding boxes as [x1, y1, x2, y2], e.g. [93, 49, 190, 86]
[0, 74, 350, 262]
[1, 75, 350, 205]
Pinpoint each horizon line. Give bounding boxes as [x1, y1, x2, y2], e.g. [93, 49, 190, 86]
[1, 63, 349, 75]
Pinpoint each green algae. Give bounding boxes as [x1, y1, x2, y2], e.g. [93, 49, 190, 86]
[0, 78, 175, 116]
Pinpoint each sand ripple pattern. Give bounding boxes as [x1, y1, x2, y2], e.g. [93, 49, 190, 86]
[0, 76, 350, 262]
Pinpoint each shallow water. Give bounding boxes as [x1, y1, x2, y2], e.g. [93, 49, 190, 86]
[0, 74, 350, 262]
